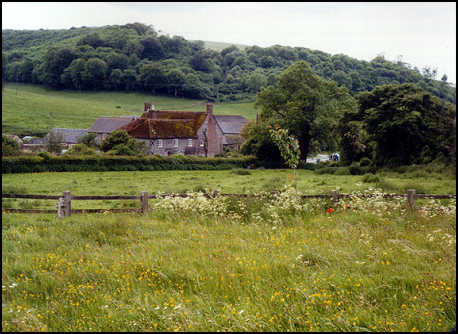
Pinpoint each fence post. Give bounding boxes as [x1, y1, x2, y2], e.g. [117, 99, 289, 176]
[57, 197, 65, 218]
[141, 191, 148, 214]
[331, 190, 339, 204]
[407, 189, 416, 211]
[63, 191, 71, 217]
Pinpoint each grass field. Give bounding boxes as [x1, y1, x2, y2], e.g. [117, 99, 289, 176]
[1, 83, 257, 136]
[2, 168, 456, 211]
[2, 189, 456, 331]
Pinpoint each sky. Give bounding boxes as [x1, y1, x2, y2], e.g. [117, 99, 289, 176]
[2, 2, 456, 84]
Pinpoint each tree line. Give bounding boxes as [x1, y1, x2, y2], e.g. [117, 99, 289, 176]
[2, 23, 456, 104]
[241, 61, 456, 168]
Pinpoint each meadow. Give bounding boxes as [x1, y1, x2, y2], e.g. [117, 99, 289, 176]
[1, 168, 456, 331]
[2, 168, 456, 210]
[1, 83, 257, 136]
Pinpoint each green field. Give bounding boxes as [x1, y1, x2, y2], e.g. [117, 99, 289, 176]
[2, 168, 456, 211]
[2, 169, 456, 331]
[1, 83, 257, 136]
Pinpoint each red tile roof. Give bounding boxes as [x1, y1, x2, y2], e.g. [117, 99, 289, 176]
[118, 110, 207, 139]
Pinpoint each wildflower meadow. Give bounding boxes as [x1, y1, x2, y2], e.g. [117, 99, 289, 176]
[2, 169, 456, 332]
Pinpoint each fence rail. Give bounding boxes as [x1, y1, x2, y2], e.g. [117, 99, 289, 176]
[2, 190, 456, 217]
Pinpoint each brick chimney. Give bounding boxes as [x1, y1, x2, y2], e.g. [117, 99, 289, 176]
[144, 102, 151, 112]
[205, 103, 219, 157]
[206, 103, 213, 115]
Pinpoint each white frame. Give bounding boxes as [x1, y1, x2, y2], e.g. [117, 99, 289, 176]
[187, 139, 193, 147]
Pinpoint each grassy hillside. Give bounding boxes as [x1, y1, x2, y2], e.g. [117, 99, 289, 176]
[1, 83, 257, 136]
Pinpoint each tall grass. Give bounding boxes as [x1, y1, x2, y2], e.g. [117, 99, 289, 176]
[2, 205, 455, 332]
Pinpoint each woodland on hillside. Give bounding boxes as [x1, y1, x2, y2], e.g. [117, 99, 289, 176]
[2, 23, 456, 104]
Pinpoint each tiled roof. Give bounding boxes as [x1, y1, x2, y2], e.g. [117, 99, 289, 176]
[48, 128, 88, 144]
[27, 137, 46, 145]
[118, 111, 207, 139]
[215, 115, 248, 134]
[88, 117, 135, 133]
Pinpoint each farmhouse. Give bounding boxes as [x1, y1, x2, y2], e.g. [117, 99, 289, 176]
[85, 103, 248, 157]
[118, 103, 226, 157]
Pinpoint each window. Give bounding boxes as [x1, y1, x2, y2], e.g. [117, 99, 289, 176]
[158, 139, 163, 148]
[200, 141, 204, 147]
[173, 138, 179, 147]
[187, 139, 193, 147]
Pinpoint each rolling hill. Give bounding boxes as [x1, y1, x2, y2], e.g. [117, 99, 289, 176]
[1, 83, 257, 136]
[2, 23, 455, 105]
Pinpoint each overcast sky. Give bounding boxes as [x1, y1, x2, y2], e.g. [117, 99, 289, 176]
[2, 2, 456, 83]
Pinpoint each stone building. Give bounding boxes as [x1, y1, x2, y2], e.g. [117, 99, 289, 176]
[86, 103, 248, 157]
[214, 115, 248, 152]
[118, 103, 226, 157]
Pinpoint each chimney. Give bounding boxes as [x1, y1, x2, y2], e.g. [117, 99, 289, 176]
[144, 102, 151, 112]
[206, 103, 219, 157]
[206, 103, 214, 115]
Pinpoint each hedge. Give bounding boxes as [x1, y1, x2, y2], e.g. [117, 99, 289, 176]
[2, 155, 259, 173]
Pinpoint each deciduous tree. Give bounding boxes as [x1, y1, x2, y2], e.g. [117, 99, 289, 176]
[255, 60, 357, 161]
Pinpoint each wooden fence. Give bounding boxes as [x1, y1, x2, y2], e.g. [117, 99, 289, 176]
[2, 190, 456, 218]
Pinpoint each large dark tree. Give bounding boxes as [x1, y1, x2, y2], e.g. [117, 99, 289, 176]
[41, 47, 75, 88]
[340, 83, 456, 166]
[255, 60, 357, 161]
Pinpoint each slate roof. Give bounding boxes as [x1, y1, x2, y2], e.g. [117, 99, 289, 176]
[118, 111, 207, 139]
[88, 117, 135, 133]
[27, 137, 46, 145]
[48, 128, 88, 144]
[215, 115, 248, 134]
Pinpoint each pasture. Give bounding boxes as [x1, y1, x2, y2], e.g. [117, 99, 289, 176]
[2, 168, 456, 211]
[1, 168, 456, 331]
[1, 83, 257, 136]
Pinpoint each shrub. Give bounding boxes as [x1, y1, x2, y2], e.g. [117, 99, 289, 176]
[77, 133, 99, 149]
[334, 167, 351, 175]
[2, 154, 258, 173]
[349, 163, 365, 175]
[299, 162, 318, 170]
[107, 144, 136, 156]
[38, 151, 52, 160]
[62, 143, 98, 156]
[2, 135, 20, 156]
[101, 130, 147, 155]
